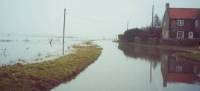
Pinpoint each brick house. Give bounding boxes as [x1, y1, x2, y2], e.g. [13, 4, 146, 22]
[162, 3, 200, 40]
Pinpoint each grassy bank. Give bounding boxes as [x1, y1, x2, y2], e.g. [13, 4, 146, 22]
[0, 42, 102, 91]
[175, 52, 200, 62]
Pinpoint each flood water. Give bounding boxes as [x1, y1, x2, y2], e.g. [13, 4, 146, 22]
[0, 36, 81, 65]
[52, 41, 200, 91]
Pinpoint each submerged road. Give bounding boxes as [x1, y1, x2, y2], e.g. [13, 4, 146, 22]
[52, 41, 200, 91]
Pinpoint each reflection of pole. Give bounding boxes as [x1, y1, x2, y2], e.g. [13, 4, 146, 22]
[63, 8, 66, 55]
[163, 55, 169, 87]
[150, 61, 152, 82]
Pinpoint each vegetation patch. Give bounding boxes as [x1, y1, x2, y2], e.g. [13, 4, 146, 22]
[0, 42, 102, 91]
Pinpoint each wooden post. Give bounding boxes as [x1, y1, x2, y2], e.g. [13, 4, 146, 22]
[63, 8, 66, 55]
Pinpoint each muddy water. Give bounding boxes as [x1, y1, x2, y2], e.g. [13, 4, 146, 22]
[52, 41, 200, 91]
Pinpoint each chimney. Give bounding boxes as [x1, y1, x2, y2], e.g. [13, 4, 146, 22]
[166, 3, 170, 9]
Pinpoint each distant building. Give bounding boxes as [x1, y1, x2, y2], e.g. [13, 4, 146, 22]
[162, 3, 200, 40]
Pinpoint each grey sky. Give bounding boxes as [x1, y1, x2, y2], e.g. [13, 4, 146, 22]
[0, 0, 200, 39]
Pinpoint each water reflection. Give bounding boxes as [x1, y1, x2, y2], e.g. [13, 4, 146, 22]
[49, 39, 53, 47]
[118, 43, 161, 68]
[52, 41, 200, 91]
[161, 55, 200, 87]
[118, 42, 200, 89]
[0, 48, 7, 57]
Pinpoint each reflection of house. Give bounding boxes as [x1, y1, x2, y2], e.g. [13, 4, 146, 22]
[118, 42, 161, 62]
[161, 55, 200, 87]
[162, 3, 200, 39]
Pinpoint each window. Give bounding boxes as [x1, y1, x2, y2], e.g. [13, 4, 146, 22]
[177, 31, 184, 39]
[176, 65, 183, 72]
[188, 32, 193, 39]
[176, 20, 184, 26]
[195, 20, 199, 28]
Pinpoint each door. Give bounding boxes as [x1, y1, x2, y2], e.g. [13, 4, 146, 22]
[188, 32, 193, 39]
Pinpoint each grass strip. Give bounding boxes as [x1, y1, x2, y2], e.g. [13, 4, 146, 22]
[0, 42, 102, 91]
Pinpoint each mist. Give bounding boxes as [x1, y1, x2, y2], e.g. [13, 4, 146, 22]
[0, 0, 200, 39]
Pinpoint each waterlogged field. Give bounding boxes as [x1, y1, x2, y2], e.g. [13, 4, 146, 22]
[0, 36, 81, 65]
[0, 42, 102, 91]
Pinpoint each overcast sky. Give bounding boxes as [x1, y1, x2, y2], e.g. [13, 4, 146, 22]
[0, 0, 200, 39]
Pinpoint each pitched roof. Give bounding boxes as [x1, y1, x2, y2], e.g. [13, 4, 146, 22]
[169, 8, 200, 19]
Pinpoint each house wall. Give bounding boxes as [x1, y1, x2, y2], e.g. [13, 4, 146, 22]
[168, 19, 200, 39]
[169, 30, 200, 39]
[171, 19, 194, 31]
[194, 19, 200, 31]
[162, 10, 170, 39]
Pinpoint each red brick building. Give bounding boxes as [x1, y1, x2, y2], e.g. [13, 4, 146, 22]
[162, 3, 200, 40]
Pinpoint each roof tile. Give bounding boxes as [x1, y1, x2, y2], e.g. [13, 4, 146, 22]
[169, 8, 200, 19]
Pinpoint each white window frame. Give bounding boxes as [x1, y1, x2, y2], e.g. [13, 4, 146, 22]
[188, 32, 194, 39]
[176, 20, 184, 26]
[177, 31, 184, 39]
[195, 20, 199, 28]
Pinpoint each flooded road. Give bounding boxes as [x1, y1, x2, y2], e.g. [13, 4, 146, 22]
[52, 41, 200, 91]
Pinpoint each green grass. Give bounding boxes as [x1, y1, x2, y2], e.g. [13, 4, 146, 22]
[0, 42, 102, 91]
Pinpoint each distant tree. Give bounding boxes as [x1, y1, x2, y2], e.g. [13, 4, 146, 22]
[153, 14, 161, 28]
[122, 28, 142, 41]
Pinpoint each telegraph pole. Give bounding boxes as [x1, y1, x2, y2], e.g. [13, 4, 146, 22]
[150, 1, 154, 83]
[127, 20, 129, 31]
[63, 8, 66, 55]
[151, 2, 154, 28]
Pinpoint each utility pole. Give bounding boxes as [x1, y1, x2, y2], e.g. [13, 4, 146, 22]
[63, 8, 66, 55]
[127, 20, 129, 31]
[150, 1, 154, 83]
[151, 3, 154, 29]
